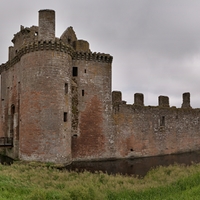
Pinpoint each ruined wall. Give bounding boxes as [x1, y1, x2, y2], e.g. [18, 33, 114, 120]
[71, 52, 114, 161]
[0, 62, 20, 158]
[112, 92, 200, 158]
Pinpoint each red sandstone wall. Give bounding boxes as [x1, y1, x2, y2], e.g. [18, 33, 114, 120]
[71, 59, 114, 161]
[0, 61, 21, 157]
[19, 50, 72, 163]
[113, 104, 200, 158]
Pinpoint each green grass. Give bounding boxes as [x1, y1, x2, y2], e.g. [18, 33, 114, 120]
[0, 162, 200, 199]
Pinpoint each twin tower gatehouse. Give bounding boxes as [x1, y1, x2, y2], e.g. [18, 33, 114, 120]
[0, 10, 200, 164]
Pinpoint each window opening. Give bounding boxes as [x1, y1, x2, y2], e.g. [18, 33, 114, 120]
[84, 69, 86, 73]
[10, 104, 15, 134]
[73, 134, 78, 138]
[18, 82, 21, 94]
[160, 116, 165, 126]
[65, 83, 68, 94]
[73, 67, 78, 76]
[82, 90, 84, 96]
[11, 105, 15, 115]
[64, 112, 67, 122]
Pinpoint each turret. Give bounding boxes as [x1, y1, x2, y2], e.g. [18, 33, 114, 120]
[38, 9, 55, 40]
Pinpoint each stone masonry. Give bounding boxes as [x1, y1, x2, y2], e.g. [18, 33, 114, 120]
[0, 10, 200, 164]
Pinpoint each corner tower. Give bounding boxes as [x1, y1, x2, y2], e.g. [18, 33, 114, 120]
[19, 10, 72, 164]
[0, 10, 73, 164]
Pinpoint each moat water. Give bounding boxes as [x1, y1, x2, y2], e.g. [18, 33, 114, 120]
[1, 151, 200, 177]
[65, 151, 200, 177]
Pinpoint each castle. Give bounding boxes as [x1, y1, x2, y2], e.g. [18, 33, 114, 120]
[0, 9, 200, 164]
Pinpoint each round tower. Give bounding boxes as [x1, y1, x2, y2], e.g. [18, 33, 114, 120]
[19, 10, 73, 164]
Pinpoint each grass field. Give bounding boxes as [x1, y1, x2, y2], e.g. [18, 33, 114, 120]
[0, 161, 200, 199]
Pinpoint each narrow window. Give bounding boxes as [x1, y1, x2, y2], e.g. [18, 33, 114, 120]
[84, 69, 86, 73]
[18, 82, 21, 94]
[82, 90, 84, 96]
[73, 67, 78, 76]
[64, 112, 67, 122]
[11, 105, 15, 115]
[65, 83, 68, 94]
[10, 105, 15, 134]
[160, 116, 165, 126]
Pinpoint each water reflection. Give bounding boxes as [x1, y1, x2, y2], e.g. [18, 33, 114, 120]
[66, 151, 200, 177]
[1, 152, 200, 177]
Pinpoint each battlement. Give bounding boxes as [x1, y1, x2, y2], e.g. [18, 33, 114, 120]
[73, 52, 113, 63]
[0, 39, 74, 73]
[1, 10, 112, 74]
[0, 38, 113, 74]
[112, 91, 192, 109]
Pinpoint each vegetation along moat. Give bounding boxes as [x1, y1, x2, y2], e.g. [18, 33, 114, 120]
[0, 162, 200, 199]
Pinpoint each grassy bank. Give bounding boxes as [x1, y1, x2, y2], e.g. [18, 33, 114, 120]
[0, 162, 200, 199]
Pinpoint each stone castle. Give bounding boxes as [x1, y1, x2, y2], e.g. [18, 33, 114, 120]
[0, 9, 200, 164]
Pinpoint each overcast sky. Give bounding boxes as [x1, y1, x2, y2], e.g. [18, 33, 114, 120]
[1, 0, 200, 107]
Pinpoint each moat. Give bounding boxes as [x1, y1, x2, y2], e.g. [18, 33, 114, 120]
[1, 151, 200, 177]
[66, 151, 200, 177]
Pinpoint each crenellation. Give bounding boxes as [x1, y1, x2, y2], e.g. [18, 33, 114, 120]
[158, 95, 170, 107]
[181, 92, 192, 108]
[73, 51, 112, 63]
[112, 91, 122, 104]
[0, 40, 75, 73]
[134, 93, 144, 106]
